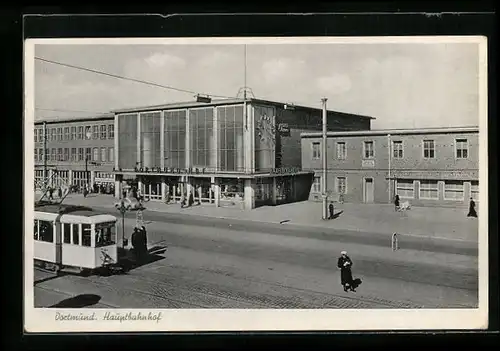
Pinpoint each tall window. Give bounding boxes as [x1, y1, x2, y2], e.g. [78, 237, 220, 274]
[471, 181, 479, 201]
[77, 126, 84, 139]
[336, 176, 346, 194]
[312, 142, 320, 160]
[189, 108, 215, 169]
[336, 142, 346, 160]
[93, 147, 99, 161]
[57, 127, 63, 141]
[423, 140, 435, 159]
[40, 148, 45, 162]
[51, 148, 56, 161]
[393, 141, 403, 158]
[84, 126, 92, 140]
[363, 141, 374, 159]
[396, 179, 414, 198]
[100, 125, 107, 139]
[71, 126, 76, 140]
[34, 129, 38, 143]
[118, 114, 138, 169]
[64, 127, 70, 141]
[85, 147, 92, 161]
[34, 148, 38, 162]
[419, 180, 438, 199]
[140, 112, 161, 168]
[92, 125, 99, 139]
[217, 105, 244, 172]
[71, 148, 77, 162]
[312, 176, 321, 193]
[107, 124, 114, 139]
[444, 180, 464, 200]
[64, 148, 69, 161]
[108, 147, 114, 163]
[101, 147, 107, 162]
[78, 148, 84, 161]
[51, 128, 56, 141]
[57, 148, 63, 161]
[456, 139, 468, 159]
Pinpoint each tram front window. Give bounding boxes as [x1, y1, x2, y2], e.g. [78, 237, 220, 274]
[38, 220, 53, 243]
[95, 223, 116, 247]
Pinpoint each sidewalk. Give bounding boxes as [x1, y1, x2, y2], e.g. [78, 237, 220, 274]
[52, 194, 479, 242]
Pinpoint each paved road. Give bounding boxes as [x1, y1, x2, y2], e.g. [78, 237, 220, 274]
[33, 210, 478, 309]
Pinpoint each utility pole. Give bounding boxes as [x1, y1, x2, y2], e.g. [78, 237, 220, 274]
[321, 98, 328, 220]
[43, 121, 48, 190]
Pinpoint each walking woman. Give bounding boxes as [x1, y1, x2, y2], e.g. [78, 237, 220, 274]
[467, 197, 478, 218]
[337, 250, 355, 292]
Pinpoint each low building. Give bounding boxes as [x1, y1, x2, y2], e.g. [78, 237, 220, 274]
[112, 98, 374, 209]
[301, 126, 479, 207]
[34, 114, 116, 193]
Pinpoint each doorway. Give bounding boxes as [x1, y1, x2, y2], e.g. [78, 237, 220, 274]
[364, 177, 374, 203]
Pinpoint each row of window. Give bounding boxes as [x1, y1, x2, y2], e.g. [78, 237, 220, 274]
[34, 147, 114, 163]
[396, 179, 479, 201]
[34, 124, 114, 143]
[311, 138, 470, 160]
[312, 176, 346, 194]
[34, 220, 116, 247]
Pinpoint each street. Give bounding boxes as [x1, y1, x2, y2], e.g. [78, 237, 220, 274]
[34, 209, 478, 309]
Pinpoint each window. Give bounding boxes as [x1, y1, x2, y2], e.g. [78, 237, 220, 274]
[63, 223, 71, 244]
[57, 148, 63, 161]
[336, 142, 346, 160]
[456, 139, 468, 159]
[82, 224, 92, 247]
[71, 126, 77, 140]
[312, 142, 321, 160]
[471, 181, 479, 201]
[71, 148, 77, 162]
[100, 125, 107, 139]
[108, 147, 114, 162]
[51, 128, 56, 141]
[216, 106, 243, 171]
[78, 126, 84, 139]
[419, 180, 438, 199]
[95, 224, 116, 247]
[64, 127, 70, 141]
[312, 176, 321, 193]
[63, 148, 69, 161]
[396, 179, 414, 198]
[101, 147, 107, 162]
[72, 224, 80, 245]
[57, 127, 63, 141]
[363, 141, 374, 159]
[93, 125, 99, 139]
[51, 148, 56, 161]
[85, 126, 92, 140]
[37, 220, 54, 243]
[78, 148, 84, 161]
[85, 148, 92, 161]
[336, 176, 346, 194]
[107, 124, 114, 139]
[34, 149, 38, 162]
[393, 141, 403, 158]
[444, 180, 464, 200]
[93, 147, 99, 161]
[423, 140, 435, 159]
[34, 129, 38, 143]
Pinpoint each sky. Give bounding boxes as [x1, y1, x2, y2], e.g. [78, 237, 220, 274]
[33, 40, 481, 129]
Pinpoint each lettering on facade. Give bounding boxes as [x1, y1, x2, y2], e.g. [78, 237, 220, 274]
[277, 123, 291, 136]
[361, 159, 375, 168]
[270, 167, 301, 174]
[132, 166, 208, 174]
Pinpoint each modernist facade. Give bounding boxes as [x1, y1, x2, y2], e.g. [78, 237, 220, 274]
[34, 114, 116, 192]
[113, 98, 373, 209]
[301, 127, 479, 207]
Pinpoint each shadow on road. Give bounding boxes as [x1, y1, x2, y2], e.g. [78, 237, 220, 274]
[331, 210, 344, 220]
[100, 246, 168, 275]
[49, 294, 102, 308]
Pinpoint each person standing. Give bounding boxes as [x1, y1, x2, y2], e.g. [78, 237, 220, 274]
[394, 194, 400, 211]
[337, 250, 355, 292]
[328, 201, 335, 219]
[467, 197, 478, 217]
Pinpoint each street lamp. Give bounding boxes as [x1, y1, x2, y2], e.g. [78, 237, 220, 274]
[114, 199, 131, 249]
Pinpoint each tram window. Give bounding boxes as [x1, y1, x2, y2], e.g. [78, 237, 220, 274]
[63, 223, 71, 244]
[82, 224, 92, 247]
[72, 224, 80, 245]
[38, 220, 54, 243]
[34, 220, 39, 240]
[95, 224, 116, 247]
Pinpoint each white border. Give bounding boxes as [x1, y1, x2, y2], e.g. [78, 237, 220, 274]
[24, 36, 489, 332]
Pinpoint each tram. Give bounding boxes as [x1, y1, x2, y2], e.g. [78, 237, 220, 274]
[33, 204, 118, 274]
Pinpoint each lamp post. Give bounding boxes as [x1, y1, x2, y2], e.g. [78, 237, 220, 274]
[115, 199, 131, 249]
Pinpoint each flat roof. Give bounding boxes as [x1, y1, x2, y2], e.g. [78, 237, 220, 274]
[112, 97, 375, 120]
[301, 126, 479, 138]
[34, 113, 114, 125]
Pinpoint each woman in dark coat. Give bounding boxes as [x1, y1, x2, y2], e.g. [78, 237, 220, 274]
[394, 194, 400, 211]
[467, 197, 478, 217]
[337, 251, 355, 292]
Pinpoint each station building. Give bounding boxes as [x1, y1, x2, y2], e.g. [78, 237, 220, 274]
[34, 114, 116, 192]
[112, 98, 373, 210]
[301, 126, 479, 207]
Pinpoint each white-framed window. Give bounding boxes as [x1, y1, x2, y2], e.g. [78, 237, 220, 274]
[57, 127, 63, 141]
[363, 141, 374, 159]
[312, 176, 321, 193]
[34, 148, 38, 162]
[71, 126, 77, 140]
[100, 125, 107, 139]
[34, 129, 38, 143]
[51, 148, 56, 161]
[78, 148, 84, 161]
[64, 148, 69, 161]
[423, 140, 435, 159]
[471, 181, 479, 201]
[108, 147, 114, 162]
[444, 180, 464, 201]
[108, 124, 114, 139]
[92, 125, 99, 139]
[85, 126, 92, 140]
[419, 180, 438, 199]
[392, 140, 403, 158]
[396, 179, 414, 198]
[312, 142, 321, 160]
[456, 139, 468, 159]
[336, 142, 346, 160]
[93, 147, 99, 161]
[101, 147, 107, 162]
[64, 127, 70, 141]
[78, 126, 84, 140]
[57, 148, 63, 161]
[71, 148, 77, 162]
[336, 176, 346, 194]
[51, 128, 56, 141]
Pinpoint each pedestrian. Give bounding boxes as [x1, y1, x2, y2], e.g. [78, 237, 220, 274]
[467, 197, 478, 218]
[48, 187, 54, 200]
[57, 187, 62, 199]
[337, 250, 355, 292]
[394, 194, 400, 211]
[328, 201, 335, 219]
